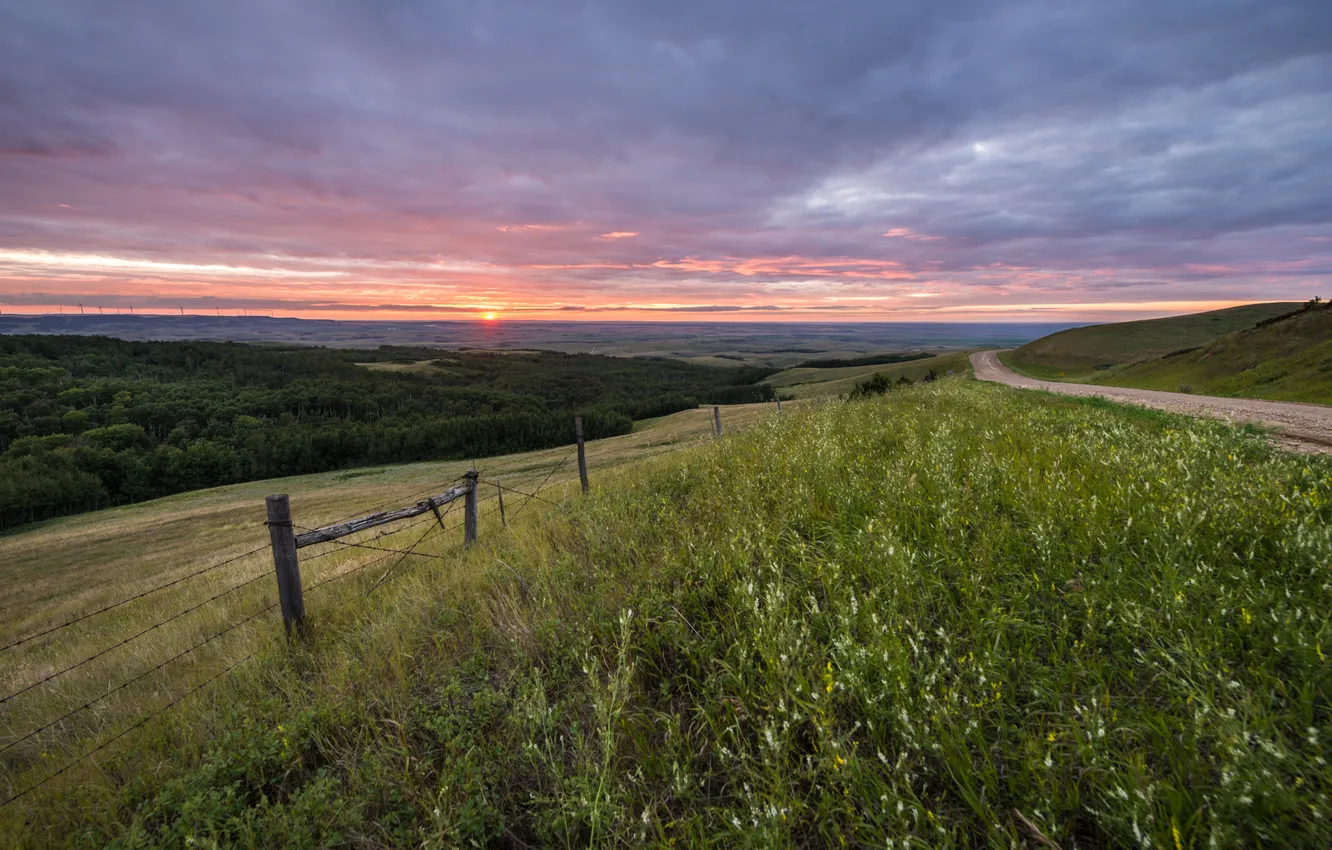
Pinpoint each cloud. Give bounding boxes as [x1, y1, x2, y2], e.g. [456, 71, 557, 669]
[0, 0, 1329, 319]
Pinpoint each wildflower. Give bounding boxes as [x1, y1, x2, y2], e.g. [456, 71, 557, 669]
[1047, 731, 1057, 743]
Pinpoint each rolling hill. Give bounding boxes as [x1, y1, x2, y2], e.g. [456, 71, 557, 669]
[1002, 302, 1299, 381]
[1096, 300, 1332, 403]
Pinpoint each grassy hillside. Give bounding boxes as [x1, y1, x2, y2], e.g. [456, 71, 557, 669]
[4, 381, 1329, 847]
[0, 400, 777, 741]
[1004, 302, 1298, 381]
[1095, 301, 1332, 403]
[766, 350, 972, 398]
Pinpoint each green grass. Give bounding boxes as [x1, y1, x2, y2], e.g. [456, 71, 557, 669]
[1004, 303, 1299, 382]
[766, 350, 973, 398]
[4, 381, 1330, 847]
[1092, 302, 1332, 404]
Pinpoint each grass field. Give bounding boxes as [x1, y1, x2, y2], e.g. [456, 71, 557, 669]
[1093, 302, 1332, 404]
[765, 350, 973, 398]
[3, 380, 1329, 847]
[0, 401, 787, 834]
[1004, 303, 1298, 382]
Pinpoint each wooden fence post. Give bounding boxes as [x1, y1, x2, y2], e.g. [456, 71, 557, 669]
[575, 416, 589, 493]
[264, 494, 305, 635]
[496, 481, 506, 527]
[713, 405, 722, 437]
[776, 398, 782, 414]
[464, 470, 479, 545]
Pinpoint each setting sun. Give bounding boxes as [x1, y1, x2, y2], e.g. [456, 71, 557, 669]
[483, 312, 497, 321]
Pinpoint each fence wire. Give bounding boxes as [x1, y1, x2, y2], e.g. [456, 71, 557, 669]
[0, 543, 270, 654]
[1, 598, 278, 758]
[1, 461, 570, 811]
[483, 479, 563, 509]
[0, 569, 273, 707]
[0, 646, 264, 810]
[509, 447, 579, 520]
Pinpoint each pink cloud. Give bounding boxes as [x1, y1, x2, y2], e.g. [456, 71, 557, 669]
[650, 255, 914, 280]
[882, 228, 942, 241]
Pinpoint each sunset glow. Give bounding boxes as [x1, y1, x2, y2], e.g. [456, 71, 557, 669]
[1, 2, 1328, 322]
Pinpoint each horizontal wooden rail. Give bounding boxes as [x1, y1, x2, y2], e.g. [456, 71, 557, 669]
[293, 482, 472, 549]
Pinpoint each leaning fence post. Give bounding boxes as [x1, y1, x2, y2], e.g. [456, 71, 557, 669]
[713, 405, 722, 437]
[776, 398, 782, 414]
[575, 416, 589, 493]
[264, 494, 304, 635]
[464, 470, 479, 545]
[496, 481, 506, 527]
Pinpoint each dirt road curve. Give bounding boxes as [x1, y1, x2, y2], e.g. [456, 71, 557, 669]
[971, 350, 1332, 454]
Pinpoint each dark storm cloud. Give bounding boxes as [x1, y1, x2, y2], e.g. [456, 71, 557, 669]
[0, 0, 1329, 315]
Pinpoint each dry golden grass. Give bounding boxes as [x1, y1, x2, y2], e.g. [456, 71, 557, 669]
[0, 401, 787, 807]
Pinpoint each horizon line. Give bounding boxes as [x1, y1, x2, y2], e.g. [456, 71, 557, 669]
[0, 298, 1292, 325]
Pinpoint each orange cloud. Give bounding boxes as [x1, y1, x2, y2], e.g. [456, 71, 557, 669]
[651, 255, 914, 280]
[598, 231, 639, 240]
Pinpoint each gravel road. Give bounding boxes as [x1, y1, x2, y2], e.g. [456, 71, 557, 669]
[971, 350, 1332, 454]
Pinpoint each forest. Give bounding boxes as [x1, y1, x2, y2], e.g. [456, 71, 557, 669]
[0, 336, 775, 530]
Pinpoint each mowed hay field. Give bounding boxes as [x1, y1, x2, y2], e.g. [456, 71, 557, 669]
[2, 380, 1330, 847]
[766, 350, 973, 398]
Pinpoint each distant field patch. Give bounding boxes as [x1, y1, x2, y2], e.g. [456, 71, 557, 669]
[767, 350, 973, 398]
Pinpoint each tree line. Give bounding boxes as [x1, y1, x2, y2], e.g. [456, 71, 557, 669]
[0, 336, 776, 530]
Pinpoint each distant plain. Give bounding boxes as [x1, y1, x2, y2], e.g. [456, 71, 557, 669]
[0, 315, 1080, 367]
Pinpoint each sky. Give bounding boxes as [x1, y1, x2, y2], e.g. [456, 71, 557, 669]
[1, 0, 1330, 322]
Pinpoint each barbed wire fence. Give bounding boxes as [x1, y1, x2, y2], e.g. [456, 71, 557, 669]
[0, 422, 594, 812]
[0, 403, 764, 811]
